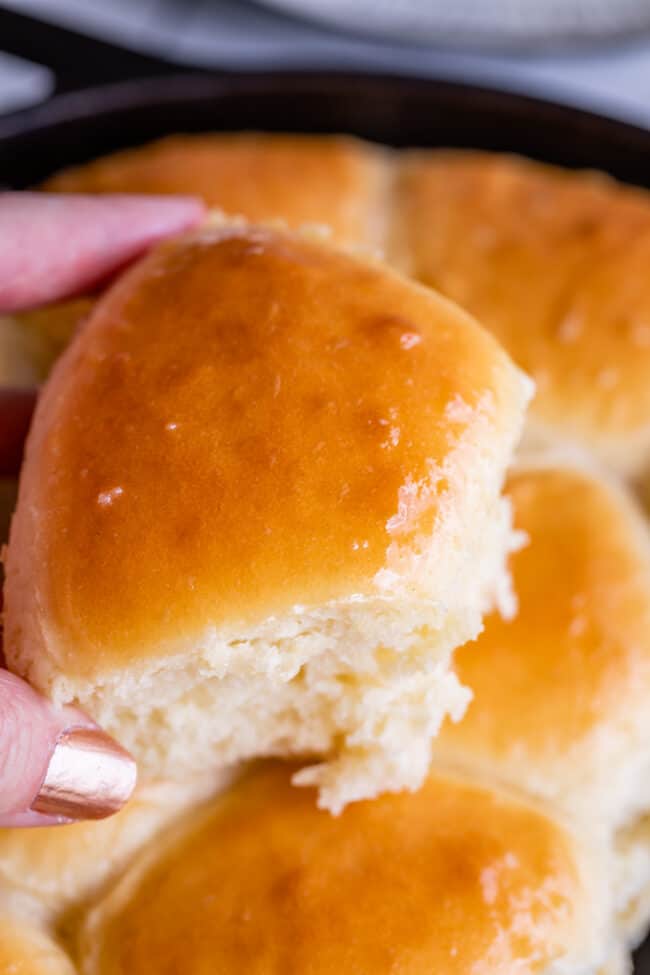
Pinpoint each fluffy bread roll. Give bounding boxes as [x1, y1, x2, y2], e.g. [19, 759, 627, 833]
[3, 220, 530, 812]
[432, 458, 650, 941]
[396, 151, 650, 477]
[77, 763, 615, 975]
[46, 136, 650, 477]
[44, 134, 389, 251]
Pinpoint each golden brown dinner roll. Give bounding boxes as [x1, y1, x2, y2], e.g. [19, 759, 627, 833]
[431, 457, 650, 940]
[47, 136, 650, 477]
[76, 762, 615, 975]
[0, 777, 228, 918]
[44, 134, 389, 251]
[0, 299, 91, 387]
[3, 219, 530, 812]
[395, 151, 650, 477]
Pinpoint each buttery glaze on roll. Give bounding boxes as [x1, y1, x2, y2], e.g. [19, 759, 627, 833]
[3, 220, 530, 813]
[77, 764, 614, 975]
[433, 459, 650, 941]
[396, 151, 650, 477]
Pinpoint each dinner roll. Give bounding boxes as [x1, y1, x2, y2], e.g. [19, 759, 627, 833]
[3, 220, 530, 813]
[0, 777, 227, 918]
[432, 458, 650, 940]
[77, 763, 615, 975]
[395, 151, 650, 478]
[44, 134, 389, 251]
[46, 136, 650, 477]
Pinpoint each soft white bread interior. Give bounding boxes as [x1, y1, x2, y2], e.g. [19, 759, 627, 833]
[3, 219, 530, 813]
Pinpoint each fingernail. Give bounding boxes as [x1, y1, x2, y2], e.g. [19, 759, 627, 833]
[31, 727, 137, 820]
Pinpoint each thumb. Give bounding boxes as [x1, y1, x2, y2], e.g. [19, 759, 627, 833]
[0, 192, 205, 313]
[0, 670, 136, 827]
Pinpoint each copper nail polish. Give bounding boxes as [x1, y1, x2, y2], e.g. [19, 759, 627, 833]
[31, 727, 137, 820]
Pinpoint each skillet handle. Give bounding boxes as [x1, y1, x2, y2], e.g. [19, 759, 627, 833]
[0, 7, 175, 94]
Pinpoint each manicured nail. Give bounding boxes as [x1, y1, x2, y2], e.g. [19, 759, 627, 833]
[31, 727, 137, 820]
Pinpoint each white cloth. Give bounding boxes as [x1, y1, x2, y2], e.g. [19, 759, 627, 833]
[0, 51, 52, 114]
[2, 0, 650, 129]
[259, 0, 650, 43]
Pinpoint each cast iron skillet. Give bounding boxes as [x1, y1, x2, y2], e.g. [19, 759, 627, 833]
[1, 9, 650, 969]
[3, 8, 650, 184]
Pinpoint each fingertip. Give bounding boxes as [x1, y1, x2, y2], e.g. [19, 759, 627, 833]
[31, 726, 137, 822]
[0, 192, 206, 313]
[119, 193, 207, 243]
[0, 670, 136, 824]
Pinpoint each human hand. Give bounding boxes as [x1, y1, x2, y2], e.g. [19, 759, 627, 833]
[0, 191, 204, 826]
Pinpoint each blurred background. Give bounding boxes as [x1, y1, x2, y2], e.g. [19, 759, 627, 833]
[1, 0, 650, 124]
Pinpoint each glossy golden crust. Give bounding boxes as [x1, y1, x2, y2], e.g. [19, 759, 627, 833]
[80, 764, 592, 975]
[436, 462, 650, 815]
[396, 151, 650, 472]
[4, 222, 524, 681]
[44, 134, 388, 250]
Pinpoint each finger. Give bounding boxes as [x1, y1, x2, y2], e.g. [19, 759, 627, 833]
[0, 387, 37, 477]
[0, 670, 136, 827]
[0, 192, 205, 312]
